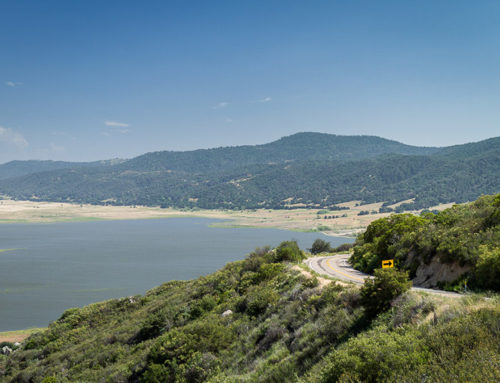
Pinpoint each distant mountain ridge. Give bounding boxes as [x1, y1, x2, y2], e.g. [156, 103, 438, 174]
[0, 158, 126, 180]
[116, 132, 440, 173]
[0, 132, 498, 211]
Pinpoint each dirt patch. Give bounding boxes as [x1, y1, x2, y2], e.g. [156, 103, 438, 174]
[291, 265, 349, 288]
[0, 328, 44, 343]
[0, 334, 28, 343]
[413, 257, 471, 288]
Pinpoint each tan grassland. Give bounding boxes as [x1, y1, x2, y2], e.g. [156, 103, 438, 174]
[0, 199, 454, 237]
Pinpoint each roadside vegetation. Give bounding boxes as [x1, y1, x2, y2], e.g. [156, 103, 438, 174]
[350, 194, 500, 291]
[2, 237, 498, 382]
[308, 239, 353, 255]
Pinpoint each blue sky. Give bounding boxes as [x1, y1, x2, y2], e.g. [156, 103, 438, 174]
[1, 0, 499, 162]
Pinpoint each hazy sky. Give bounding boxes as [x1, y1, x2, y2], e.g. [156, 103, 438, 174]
[1, 0, 499, 162]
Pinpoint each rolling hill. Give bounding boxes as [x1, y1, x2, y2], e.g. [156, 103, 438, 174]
[112, 132, 439, 173]
[0, 133, 498, 211]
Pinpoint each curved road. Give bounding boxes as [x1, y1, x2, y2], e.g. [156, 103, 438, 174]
[306, 254, 461, 297]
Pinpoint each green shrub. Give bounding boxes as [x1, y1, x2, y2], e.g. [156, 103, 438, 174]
[144, 318, 233, 382]
[274, 241, 305, 263]
[315, 327, 430, 382]
[245, 286, 280, 316]
[134, 311, 169, 342]
[473, 245, 500, 290]
[258, 263, 285, 281]
[360, 268, 411, 318]
[331, 242, 353, 253]
[189, 295, 218, 319]
[308, 238, 332, 254]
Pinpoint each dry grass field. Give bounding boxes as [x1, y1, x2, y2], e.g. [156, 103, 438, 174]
[0, 328, 44, 343]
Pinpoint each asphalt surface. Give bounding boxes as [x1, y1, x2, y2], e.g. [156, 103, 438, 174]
[305, 254, 462, 297]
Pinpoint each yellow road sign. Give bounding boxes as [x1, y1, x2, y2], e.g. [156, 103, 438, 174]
[382, 259, 394, 268]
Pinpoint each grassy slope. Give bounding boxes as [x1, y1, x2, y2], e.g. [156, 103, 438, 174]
[1, 245, 498, 382]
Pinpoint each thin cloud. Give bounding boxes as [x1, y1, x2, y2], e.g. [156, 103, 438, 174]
[257, 97, 272, 103]
[213, 102, 229, 109]
[0, 126, 29, 148]
[105, 120, 129, 127]
[5, 81, 23, 87]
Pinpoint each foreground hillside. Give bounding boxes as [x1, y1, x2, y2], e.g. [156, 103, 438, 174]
[1, 133, 498, 211]
[1, 241, 499, 382]
[351, 194, 500, 291]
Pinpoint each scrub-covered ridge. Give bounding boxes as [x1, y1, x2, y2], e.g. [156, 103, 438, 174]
[1, 234, 498, 382]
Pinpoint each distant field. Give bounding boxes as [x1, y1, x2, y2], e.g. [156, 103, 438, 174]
[0, 199, 454, 237]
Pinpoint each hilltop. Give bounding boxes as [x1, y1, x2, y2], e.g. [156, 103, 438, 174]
[117, 132, 438, 173]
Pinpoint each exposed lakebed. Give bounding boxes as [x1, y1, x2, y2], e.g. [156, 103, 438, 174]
[0, 218, 353, 331]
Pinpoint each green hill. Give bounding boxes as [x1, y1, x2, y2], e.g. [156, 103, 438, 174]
[0, 133, 498, 211]
[115, 132, 439, 173]
[1, 240, 498, 382]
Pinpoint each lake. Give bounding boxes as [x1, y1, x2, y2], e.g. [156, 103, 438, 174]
[0, 218, 353, 331]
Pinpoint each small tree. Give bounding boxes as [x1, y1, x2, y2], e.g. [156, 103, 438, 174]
[309, 238, 332, 254]
[360, 268, 411, 318]
[274, 241, 305, 263]
[474, 245, 500, 290]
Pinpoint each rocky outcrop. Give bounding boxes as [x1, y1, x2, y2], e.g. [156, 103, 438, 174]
[221, 310, 233, 317]
[413, 257, 471, 288]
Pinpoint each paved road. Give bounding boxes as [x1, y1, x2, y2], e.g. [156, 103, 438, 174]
[305, 254, 462, 297]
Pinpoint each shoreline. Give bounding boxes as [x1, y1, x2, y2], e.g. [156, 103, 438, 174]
[0, 199, 454, 238]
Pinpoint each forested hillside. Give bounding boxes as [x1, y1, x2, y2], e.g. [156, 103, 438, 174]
[1, 241, 498, 382]
[350, 194, 500, 290]
[0, 133, 498, 211]
[118, 132, 438, 173]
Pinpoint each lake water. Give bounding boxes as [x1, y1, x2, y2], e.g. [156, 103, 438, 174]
[0, 218, 353, 331]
